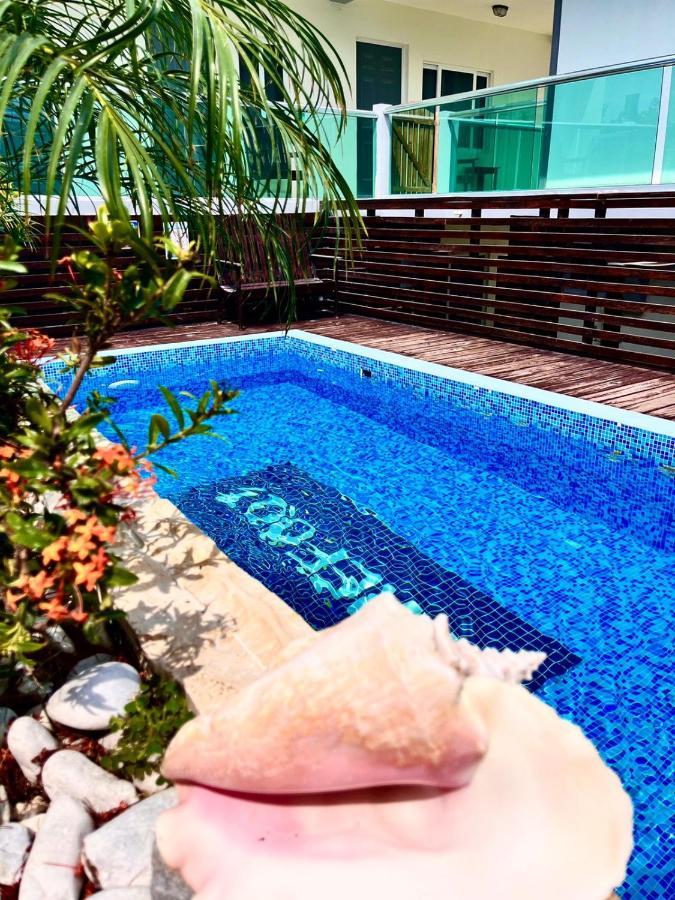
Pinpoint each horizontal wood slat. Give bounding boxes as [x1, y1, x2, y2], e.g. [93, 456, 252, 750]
[325, 192, 675, 370]
[321, 247, 675, 283]
[3, 217, 219, 336]
[356, 189, 675, 211]
[333, 237, 675, 265]
[331, 225, 675, 248]
[348, 260, 675, 302]
[339, 285, 675, 350]
[346, 271, 675, 322]
[351, 215, 675, 230]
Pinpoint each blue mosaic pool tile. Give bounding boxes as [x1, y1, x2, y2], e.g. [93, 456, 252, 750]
[42, 331, 675, 468]
[41, 331, 675, 899]
[178, 462, 580, 692]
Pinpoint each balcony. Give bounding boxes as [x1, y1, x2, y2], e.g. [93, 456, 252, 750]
[321, 55, 675, 199]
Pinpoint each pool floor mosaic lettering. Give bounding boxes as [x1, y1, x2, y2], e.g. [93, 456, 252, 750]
[179, 462, 580, 693]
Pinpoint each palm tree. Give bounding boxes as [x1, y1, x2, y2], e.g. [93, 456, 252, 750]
[0, 0, 361, 260]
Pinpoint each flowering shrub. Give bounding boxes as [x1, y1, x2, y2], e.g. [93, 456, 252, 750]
[0, 215, 236, 692]
[10, 329, 55, 365]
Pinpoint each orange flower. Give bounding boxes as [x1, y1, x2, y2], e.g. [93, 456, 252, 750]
[73, 550, 108, 591]
[38, 597, 72, 622]
[42, 536, 69, 565]
[0, 445, 16, 460]
[75, 516, 116, 545]
[63, 508, 87, 526]
[68, 532, 97, 561]
[0, 467, 22, 497]
[69, 608, 89, 624]
[4, 587, 24, 611]
[16, 571, 55, 600]
[93, 444, 136, 473]
[11, 329, 55, 365]
[115, 465, 157, 501]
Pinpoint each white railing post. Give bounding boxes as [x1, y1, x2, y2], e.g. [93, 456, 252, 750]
[652, 66, 672, 185]
[373, 103, 392, 198]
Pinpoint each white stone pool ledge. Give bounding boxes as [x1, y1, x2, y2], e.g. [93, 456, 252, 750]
[115, 494, 312, 714]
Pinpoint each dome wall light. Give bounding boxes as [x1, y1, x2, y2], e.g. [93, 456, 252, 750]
[492, 4, 509, 16]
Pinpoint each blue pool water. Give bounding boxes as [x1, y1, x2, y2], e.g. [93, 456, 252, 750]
[46, 334, 675, 898]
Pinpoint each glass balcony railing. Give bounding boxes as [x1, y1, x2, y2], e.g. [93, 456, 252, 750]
[386, 56, 675, 196]
[302, 108, 376, 199]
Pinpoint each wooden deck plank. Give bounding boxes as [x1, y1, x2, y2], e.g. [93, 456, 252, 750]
[55, 314, 675, 422]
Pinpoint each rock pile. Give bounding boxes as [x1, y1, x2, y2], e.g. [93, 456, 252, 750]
[0, 659, 177, 899]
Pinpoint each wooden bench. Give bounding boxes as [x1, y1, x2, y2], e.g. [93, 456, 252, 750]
[217, 215, 339, 328]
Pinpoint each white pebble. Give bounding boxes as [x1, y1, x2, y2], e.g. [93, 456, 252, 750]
[18, 796, 93, 900]
[99, 731, 122, 753]
[0, 787, 9, 825]
[66, 654, 113, 681]
[7, 717, 58, 784]
[83, 790, 177, 889]
[46, 662, 140, 731]
[0, 823, 32, 886]
[42, 750, 137, 815]
[20, 814, 46, 835]
[12, 797, 48, 822]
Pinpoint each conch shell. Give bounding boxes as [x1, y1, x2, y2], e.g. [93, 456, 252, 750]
[159, 594, 633, 900]
[162, 594, 546, 793]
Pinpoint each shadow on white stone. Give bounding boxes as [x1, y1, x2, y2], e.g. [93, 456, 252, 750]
[46, 662, 141, 731]
[91, 889, 152, 899]
[66, 654, 114, 681]
[150, 841, 193, 900]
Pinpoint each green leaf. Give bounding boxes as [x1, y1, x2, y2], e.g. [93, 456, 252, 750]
[106, 565, 139, 588]
[148, 413, 170, 445]
[5, 512, 55, 550]
[153, 461, 178, 477]
[159, 386, 185, 428]
[23, 398, 53, 433]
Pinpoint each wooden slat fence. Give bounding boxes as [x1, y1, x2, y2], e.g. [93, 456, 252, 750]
[3, 216, 219, 337]
[316, 191, 675, 370]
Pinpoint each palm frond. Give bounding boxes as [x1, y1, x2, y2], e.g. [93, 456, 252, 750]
[0, 0, 363, 270]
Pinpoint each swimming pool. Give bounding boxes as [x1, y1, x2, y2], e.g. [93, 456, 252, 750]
[44, 331, 675, 898]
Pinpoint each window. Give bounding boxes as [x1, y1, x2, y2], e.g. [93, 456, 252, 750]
[356, 41, 404, 197]
[422, 66, 491, 100]
[422, 66, 491, 151]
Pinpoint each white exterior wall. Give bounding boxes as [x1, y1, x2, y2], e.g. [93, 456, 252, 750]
[555, 0, 675, 73]
[288, 0, 551, 108]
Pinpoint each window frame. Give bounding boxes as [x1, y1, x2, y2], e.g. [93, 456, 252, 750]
[422, 64, 492, 100]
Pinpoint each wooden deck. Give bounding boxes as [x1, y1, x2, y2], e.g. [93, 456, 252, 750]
[85, 314, 675, 421]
